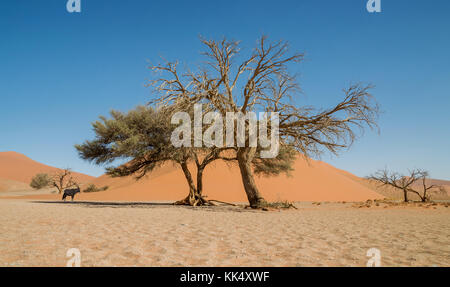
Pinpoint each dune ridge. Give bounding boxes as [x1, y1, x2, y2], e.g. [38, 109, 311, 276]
[0, 151, 94, 184]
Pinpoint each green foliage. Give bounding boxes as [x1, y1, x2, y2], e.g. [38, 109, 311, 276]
[253, 145, 297, 176]
[75, 106, 183, 179]
[83, 184, 109, 193]
[76, 105, 297, 180]
[30, 173, 51, 190]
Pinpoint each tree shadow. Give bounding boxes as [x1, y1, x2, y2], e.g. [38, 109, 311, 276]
[30, 200, 255, 212]
[31, 201, 175, 209]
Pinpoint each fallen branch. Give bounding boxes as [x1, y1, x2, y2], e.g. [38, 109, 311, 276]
[207, 199, 237, 206]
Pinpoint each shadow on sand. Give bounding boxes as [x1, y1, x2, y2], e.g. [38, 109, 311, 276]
[30, 200, 250, 212]
[32, 201, 175, 208]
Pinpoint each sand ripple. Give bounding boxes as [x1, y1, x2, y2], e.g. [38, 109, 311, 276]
[0, 200, 448, 266]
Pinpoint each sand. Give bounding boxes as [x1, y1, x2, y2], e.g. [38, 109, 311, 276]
[0, 178, 29, 193]
[1, 152, 448, 267]
[6, 151, 448, 204]
[7, 154, 383, 203]
[85, 157, 384, 202]
[0, 151, 94, 184]
[0, 199, 448, 267]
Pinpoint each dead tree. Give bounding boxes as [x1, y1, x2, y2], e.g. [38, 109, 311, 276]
[408, 171, 439, 202]
[148, 36, 379, 208]
[51, 169, 78, 194]
[369, 168, 439, 202]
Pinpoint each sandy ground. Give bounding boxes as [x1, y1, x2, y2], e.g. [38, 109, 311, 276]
[0, 199, 448, 267]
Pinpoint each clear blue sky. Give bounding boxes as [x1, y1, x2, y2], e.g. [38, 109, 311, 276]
[1, 0, 449, 179]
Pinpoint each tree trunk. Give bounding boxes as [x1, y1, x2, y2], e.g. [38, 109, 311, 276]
[175, 161, 208, 206]
[421, 190, 428, 202]
[402, 188, 408, 202]
[181, 161, 196, 195]
[54, 184, 62, 194]
[237, 148, 266, 208]
[197, 166, 204, 196]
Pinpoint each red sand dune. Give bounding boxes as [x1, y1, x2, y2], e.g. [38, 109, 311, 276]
[2, 151, 384, 202]
[32, 157, 383, 202]
[0, 178, 29, 192]
[0, 151, 94, 184]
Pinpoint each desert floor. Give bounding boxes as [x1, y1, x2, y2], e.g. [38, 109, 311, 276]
[0, 199, 449, 267]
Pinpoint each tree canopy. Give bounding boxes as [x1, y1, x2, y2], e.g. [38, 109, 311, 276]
[146, 36, 380, 207]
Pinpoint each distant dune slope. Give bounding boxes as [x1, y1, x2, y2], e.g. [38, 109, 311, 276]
[20, 155, 384, 202]
[0, 178, 29, 192]
[8, 151, 447, 203]
[334, 168, 450, 201]
[0, 151, 94, 185]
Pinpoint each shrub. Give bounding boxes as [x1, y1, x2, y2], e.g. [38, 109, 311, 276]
[261, 200, 297, 209]
[83, 184, 109, 193]
[30, 173, 51, 190]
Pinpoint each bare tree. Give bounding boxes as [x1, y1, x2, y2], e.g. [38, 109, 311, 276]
[148, 36, 379, 208]
[410, 171, 439, 202]
[51, 169, 78, 194]
[369, 168, 440, 202]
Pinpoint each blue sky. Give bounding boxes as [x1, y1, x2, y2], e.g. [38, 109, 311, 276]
[0, 0, 449, 179]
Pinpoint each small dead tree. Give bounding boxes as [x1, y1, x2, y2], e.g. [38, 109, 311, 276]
[51, 169, 78, 194]
[369, 168, 439, 202]
[409, 171, 439, 202]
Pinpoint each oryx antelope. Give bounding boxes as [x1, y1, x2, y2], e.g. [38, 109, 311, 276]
[62, 184, 81, 201]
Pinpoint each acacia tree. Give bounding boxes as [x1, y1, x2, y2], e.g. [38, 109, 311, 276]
[75, 104, 296, 206]
[51, 169, 78, 194]
[369, 168, 439, 202]
[75, 106, 218, 206]
[148, 36, 379, 208]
